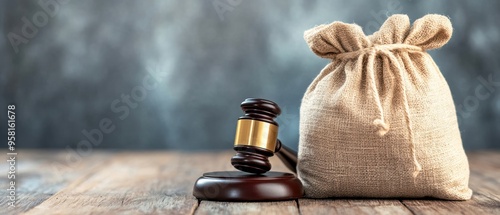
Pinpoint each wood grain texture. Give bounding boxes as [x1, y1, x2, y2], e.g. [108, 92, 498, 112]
[468, 151, 500, 198]
[24, 152, 232, 215]
[0, 151, 496, 215]
[401, 193, 500, 215]
[299, 199, 413, 215]
[402, 151, 500, 215]
[0, 150, 111, 214]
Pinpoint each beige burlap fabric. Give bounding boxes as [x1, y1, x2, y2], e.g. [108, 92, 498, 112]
[298, 14, 472, 200]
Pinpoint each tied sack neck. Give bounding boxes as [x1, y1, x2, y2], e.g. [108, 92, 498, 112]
[336, 44, 423, 177]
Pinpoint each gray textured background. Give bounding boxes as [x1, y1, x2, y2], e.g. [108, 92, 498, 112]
[1, 0, 499, 151]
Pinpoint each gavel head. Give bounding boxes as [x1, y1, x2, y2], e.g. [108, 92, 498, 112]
[231, 98, 282, 174]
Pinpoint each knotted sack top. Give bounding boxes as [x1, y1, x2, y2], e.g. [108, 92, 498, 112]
[303, 14, 453, 177]
[304, 14, 452, 59]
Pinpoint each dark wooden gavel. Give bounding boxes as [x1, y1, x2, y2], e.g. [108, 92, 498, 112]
[231, 98, 298, 174]
[193, 98, 303, 201]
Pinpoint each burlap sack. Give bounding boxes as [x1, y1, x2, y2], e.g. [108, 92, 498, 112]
[298, 14, 472, 200]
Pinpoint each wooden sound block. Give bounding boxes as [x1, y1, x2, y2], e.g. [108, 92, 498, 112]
[193, 171, 303, 202]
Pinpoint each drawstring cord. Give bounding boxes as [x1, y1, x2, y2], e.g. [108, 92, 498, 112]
[336, 44, 423, 177]
[366, 51, 390, 137]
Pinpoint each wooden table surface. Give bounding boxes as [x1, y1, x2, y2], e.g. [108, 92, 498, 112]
[1, 150, 499, 215]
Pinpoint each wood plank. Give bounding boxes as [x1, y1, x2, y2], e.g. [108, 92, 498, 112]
[468, 151, 500, 202]
[401, 151, 500, 215]
[468, 152, 500, 173]
[23, 151, 232, 215]
[0, 150, 111, 215]
[2, 150, 498, 215]
[299, 199, 412, 215]
[469, 171, 500, 203]
[401, 193, 500, 215]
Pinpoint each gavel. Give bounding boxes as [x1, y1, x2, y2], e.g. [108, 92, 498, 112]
[193, 98, 303, 201]
[231, 98, 298, 174]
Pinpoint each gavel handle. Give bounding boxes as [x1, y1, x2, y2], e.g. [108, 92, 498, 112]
[275, 139, 298, 173]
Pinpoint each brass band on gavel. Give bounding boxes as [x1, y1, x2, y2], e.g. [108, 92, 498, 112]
[234, 119, 278, 152]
